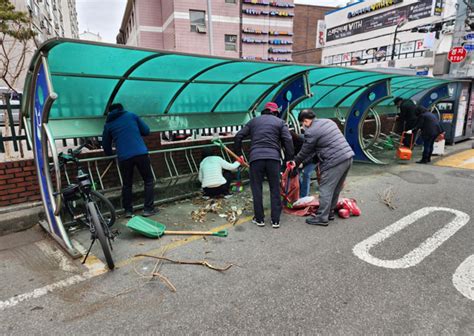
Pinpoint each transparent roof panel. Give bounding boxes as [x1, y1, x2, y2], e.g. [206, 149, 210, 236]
[129, 55, 225, 80]
[24, 39, 454, 126]
[48, 42, 153, 76]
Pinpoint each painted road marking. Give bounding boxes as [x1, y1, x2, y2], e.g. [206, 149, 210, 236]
[353, 207, 470, 269]
[0, 215, 254, 310]
[452, 254, 474, 301]
[435, 149, 474, 170]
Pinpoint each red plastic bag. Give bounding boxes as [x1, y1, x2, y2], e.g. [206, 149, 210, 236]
[336, 198, 361, 217]
[280, 167, 300, 207]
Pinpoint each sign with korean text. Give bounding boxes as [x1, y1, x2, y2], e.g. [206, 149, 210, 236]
[447, 47, 467, 63]
[327, 0, 433, 41]
[316, 20, 326, 48]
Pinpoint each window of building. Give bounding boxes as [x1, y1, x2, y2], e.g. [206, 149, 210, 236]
[190, 10, 206, 32]
[225, 34, 237, 51]
[225, 0, 236, 3]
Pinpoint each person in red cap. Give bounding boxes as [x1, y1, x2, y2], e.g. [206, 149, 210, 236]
[234, 102, 294, 228]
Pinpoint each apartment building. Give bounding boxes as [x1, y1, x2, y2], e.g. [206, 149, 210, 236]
[117, 0, 295, 62]
[2, 0, 79, 90]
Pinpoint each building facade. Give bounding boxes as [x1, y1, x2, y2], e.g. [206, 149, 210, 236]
[292, 4, 334, 64]
[1, 0, 79, 90]
[117, 0, 295, 62]
[321, 0, 456, 76]
[79, 30, 103, 42]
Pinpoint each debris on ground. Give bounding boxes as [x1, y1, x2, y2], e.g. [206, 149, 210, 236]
[190, 193, 252, 224]
[379, 186, 396, 210]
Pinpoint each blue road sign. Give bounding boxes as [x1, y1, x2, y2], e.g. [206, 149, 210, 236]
[463, 43, 474, 52]
[464, 33, 474, 40]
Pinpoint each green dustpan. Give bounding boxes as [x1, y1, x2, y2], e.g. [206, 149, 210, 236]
[126, 216, 228, 239]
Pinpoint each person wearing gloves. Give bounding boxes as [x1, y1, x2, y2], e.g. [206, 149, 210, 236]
[289, 109, 354, 226]
[409, 106, 444, 164]
[198, 148, 242, 198]
[234, 101, 294, 229]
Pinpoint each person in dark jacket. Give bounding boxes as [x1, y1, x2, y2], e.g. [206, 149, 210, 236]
[394, 97, 418, 147]
[291, 129, 318, 198]
[234, 102, 294, 228]
[394, 97, 418, 132]
[290, 110, 354, 226]
[411, 106, 443, 164]
[102, 103, 155, 218]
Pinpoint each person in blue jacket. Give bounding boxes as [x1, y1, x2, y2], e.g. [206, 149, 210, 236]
[102, 103, 155, 218]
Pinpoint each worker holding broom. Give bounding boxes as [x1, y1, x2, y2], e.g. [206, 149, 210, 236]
[234, 102, 294, 229]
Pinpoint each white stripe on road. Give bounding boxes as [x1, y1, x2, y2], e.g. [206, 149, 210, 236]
[0, 270, 104, 311]
[452, 254, 474, 301]
[0, 240, 107, 311]
[353, 207, 470, 269]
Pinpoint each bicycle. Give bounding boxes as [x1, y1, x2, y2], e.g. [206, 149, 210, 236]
[56, 142, 117, 270]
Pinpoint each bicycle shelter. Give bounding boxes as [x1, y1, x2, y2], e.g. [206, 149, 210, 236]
[22, 38, 453, 256]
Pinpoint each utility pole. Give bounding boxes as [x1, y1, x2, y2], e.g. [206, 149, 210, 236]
[449, 0, 474, 77]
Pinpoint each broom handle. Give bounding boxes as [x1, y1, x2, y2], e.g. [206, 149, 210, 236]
[222, 145, 250, 168]
[164, 230, 216, 235]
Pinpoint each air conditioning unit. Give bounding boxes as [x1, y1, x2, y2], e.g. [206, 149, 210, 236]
[47, 13, 52, 20]
[196, 25, 207, 33]
[40, 20, 46, 28]
[424, 50, 434, 58]
[55, 23, 59, 29]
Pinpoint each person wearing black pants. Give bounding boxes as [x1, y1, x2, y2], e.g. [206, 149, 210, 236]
[249, 159, 282, 226]
[102, 103, 156, 218]
[119, 154, 155, 216]
[412, 106, 443, 164]
[234, 102, 294, 228]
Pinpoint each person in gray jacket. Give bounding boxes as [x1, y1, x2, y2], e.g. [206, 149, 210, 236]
[234, 102, 294, 228]
[290, 109, 354, 226]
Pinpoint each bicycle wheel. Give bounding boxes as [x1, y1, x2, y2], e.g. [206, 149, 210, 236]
[90, 190, 116, 227]
[87, 202, 115, 270]
[66, 191, 116, 228]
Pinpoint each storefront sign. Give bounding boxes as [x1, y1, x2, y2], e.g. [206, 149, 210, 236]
[347, 0, 403, 19]
[316, 20, 326, 49]
[327, 0, 433, 42]
[433, 0, 443, 16]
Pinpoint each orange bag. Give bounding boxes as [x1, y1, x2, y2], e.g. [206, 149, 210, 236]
[396, 131, 414, 160]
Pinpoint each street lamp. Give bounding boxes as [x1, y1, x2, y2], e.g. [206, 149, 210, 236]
[391, 18, 408, 62]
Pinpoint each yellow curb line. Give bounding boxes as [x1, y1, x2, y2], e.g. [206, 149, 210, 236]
[114, 214, 254, 269]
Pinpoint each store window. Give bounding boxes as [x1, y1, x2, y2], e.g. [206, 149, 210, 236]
[190, 10, 206, 32]
[225, 34, 237, 51]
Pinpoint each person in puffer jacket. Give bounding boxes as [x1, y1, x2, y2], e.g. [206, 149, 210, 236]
[102, 103, 155, 218]
[234, 102, 294, 229]
[290, 109, 354, 226]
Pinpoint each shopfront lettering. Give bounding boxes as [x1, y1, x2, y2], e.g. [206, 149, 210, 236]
[327, 0, 433, 41]
[347, 0, 403, 19]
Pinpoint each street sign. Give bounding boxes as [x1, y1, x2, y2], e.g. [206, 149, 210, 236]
[447, 47, 467, 63]
[464, 33, 474, 40]
[462, 43, 474, 52]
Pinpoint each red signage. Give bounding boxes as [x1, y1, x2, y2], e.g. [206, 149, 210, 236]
[447, 47, 467, 63]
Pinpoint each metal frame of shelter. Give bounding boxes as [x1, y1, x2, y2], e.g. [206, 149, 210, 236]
[22, 38, 453, 256]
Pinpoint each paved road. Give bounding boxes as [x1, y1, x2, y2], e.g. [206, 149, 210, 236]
[1, 157, 473, 334]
